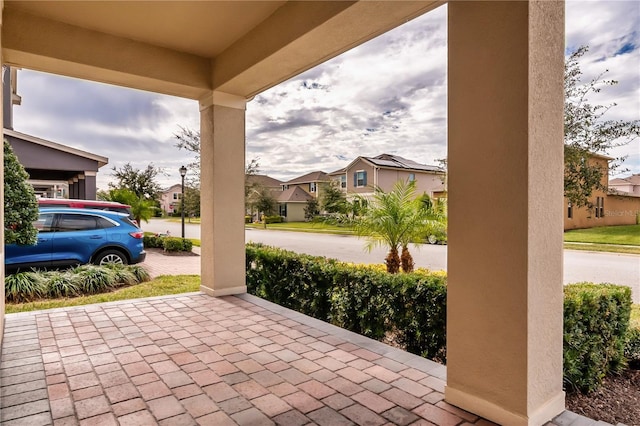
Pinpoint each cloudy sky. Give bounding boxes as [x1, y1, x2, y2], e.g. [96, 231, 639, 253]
[11, 1, 640, 190]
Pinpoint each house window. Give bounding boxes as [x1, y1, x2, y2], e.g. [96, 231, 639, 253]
[173, 193, 181, 200]
[282, 185, 289, 191]
[595, 197, 605, 218]
[567, 202, 573, 219]
[309, 182, 317, 192]
[279, 204, 287, 217]
[340, 175, 346, 189]
[408, 173, 415, 182]
[354, 170, 367, 187]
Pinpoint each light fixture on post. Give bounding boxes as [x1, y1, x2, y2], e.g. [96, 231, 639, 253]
[179, 165, 187, 239]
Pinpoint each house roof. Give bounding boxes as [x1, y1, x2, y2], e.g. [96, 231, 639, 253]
[246, 174, 283, 188]
[610, 174, 640, 186]
[365, 154, 443, 172]
[277, 186, 314, 203]
[285, 171, 328, 185]
[4, 128, 108, 167]
[332, 153, 443, 174]
[161, 184, 183, 194]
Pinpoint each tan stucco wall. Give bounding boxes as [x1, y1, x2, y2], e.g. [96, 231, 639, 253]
[345, 159, 374, 194]
[283, 203, 306, 222]
[565, 194, 640, 230]
[376, 169, 444, 196]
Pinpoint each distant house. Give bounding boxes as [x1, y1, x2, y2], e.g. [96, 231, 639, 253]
[159, 184, 183, 215]
[564, 155, 640, 230]
[328, 153, 445, 199]
[277, 171, 329, 222]
[609, 174, 640, 196]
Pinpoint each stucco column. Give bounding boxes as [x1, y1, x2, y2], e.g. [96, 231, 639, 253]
[84, 171, 97, 200]
[445, 2, 565, 425]
[78, 174, 86, 199]
[199, 91, 247, 296]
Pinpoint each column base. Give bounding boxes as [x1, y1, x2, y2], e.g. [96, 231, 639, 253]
[445, 386, 565, 426]
[200, 285, 247, 297]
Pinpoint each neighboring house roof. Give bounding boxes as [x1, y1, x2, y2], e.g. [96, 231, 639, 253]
[610, 174, 640, 185]
[247, 174, 283, 188]
[285, 171, 329, 185]
[277, 186, 314, 203]
[327, 167, 346, 176]
[4, 128, 108, 167]
[332, 153, 443, 174]
[161, 184, 182, 194]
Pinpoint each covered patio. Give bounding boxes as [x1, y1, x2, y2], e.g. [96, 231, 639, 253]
[1, 293, 582, 425]
[1, 1, 567, 424]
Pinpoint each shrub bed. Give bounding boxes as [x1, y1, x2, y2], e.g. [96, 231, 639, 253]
[143, 233, 192, 252]
[246, 244, 633, 391]
[246, 244, 448, 362]
[5, 264, 151, 303]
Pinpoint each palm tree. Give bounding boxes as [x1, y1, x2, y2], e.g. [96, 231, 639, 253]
[354, 180, 427, 273]
[100, 188, 156, 225]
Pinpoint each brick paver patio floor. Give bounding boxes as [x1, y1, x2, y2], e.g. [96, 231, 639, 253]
[1, 292, 604, 425]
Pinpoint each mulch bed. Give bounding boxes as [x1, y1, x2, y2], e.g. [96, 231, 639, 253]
[566, 368, 640, 426]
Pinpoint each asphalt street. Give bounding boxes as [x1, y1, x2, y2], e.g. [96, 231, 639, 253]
[143, 219, 640, 303]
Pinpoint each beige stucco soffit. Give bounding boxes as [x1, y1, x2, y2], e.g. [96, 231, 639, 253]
[213, 0, 442, 98]
[2, 9, 211, 99]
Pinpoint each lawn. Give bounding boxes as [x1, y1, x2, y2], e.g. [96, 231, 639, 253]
[564, 224, 640, 246]
[245, 221, 355, 234]
[5, 275, 201, 314]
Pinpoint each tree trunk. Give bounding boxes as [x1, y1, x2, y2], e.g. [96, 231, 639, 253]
[385, 246, 401, 274]
[401, 245, 414, 273]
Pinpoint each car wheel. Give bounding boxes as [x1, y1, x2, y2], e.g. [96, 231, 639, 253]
[427, 235, 438, 245]
[94, 250, 128, 266]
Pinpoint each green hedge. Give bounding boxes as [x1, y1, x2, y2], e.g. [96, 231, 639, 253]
[143, 233, 192, 252]
[246, 244, 633, 392]
[264, 215, 283, 224]
[564, 283, 632, 392]
[246, 244, 447, 362]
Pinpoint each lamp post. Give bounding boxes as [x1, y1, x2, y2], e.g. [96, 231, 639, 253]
[179, 165, 187, 239]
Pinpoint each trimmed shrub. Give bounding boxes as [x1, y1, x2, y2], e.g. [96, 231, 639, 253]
[245, 215, 252, 224]
[264, 215, 283, 224]
[143, 233, 164, 248]
[163, 237, 192, 252]
[246, 244, 447, 360]
[563, 283, 632, 393]
[625, 328, 640, 369]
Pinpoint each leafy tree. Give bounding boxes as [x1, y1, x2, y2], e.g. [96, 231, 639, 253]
[175, 126, 261, 200]
[564, 45, 640, 208]
[321, 180, 347, 214]
[174, 126, 201, 187]
[354, 180, 428, 274]
[99, 188, 155, 224]
[109, 163, 163, 201]
[4, 140, 38, 245]
[182, 186, 201, 219]
[252, 187, 277, 218]
[304, 198, 319, 221]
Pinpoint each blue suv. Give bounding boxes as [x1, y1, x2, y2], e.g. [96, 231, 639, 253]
[5, 208, 146, 272]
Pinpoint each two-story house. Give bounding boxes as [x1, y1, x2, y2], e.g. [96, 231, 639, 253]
[277, 171, 329, 222]
[564, 154, 640, 230]
[328, 153, 445, 199]
[159, 184, 183, 215]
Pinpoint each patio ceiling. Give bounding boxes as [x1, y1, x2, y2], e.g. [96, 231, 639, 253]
[2, 1, 443, 99]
